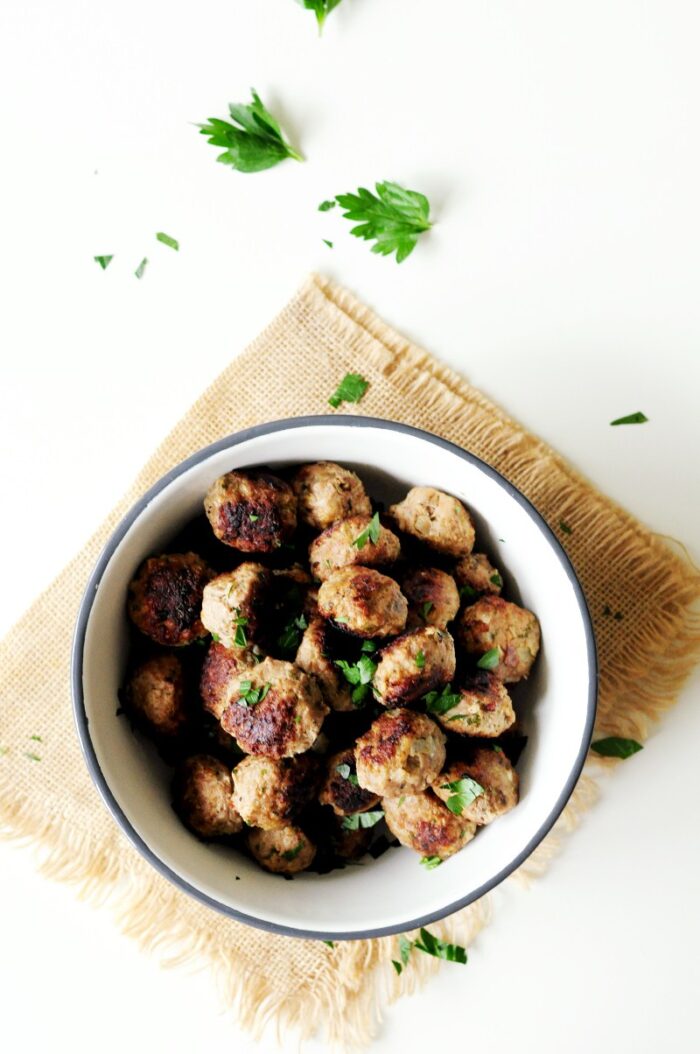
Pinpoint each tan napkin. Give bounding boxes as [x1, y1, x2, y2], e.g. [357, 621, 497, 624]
[1, 275, 698, 1047]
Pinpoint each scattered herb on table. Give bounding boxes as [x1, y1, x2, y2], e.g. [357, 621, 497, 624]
[423, 683, 461, 716]
[322, 239, 333, 248]
[318, 199, 336, 211]
[198, 89, 303, 173]
[414, 927, 467, 964]
[415, 650, 426, 669]
[94, 255, 113, 270]
[392, 934, 414, 974]
[353, 511, 381, 549]
[30, 734, 43, 742]
[322, 939, 335, 947]
[24, 752, 41, 762]
[610, 411, 648, 426]
[328, 372, 369, 409]
[331, 181, 433, 263]
[134, 258, 148, 279]
[296, 0, 344, 32]
[156, 232, 179, 251]
[335, 653, 378, 706]
[440, 777, 484, 815]
[419, 855, 442, 870]
[237, 680, 271, 707]
[559, 520, 573, 535]
[591, 737, 643, 759]
[342, 809, 384, 831]
[477, 647, 500, 671]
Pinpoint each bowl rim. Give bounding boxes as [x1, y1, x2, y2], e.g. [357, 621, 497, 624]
[71, 414, 598, 940]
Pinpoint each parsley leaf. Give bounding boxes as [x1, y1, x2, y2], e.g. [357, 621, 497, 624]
[322, 939, 335, 947]
[459, 583, 477, 601]
[352, 512, 381, 550]
[440, 777, 484, 815]
[610, 411, 648, 426]
[277, 612, 307, 653]
[477, 647, 500, 670]
[335, 763, 359, 785]
[237, 681, 271, 707]
[490, 573, 503, 587]
[328, 372, 369, 409]
[199, 89, 303, 173]
[322, 239, 334, 249]
[415, 650, 426, 669]
[419, 855, 442, 870]
[335, 653, 377, 706]
[134, 258, 148, 279]
[318, 199, 336, 212]
[156, 232, 179, 251]
[591, 737, 643, 759]
[24, 752, 41, 762]
[342, 809, 384, 830]
[399, 935, 413, 965]
[334, 181, 432, 263]
[94, 255, 113, 270]
[423, 683, 461, 716]
[414, 928, 467, 964]
[419, 600, 434, 621]
[296, 0, 343, 32]
[392, 960, 403, 975]
[361, 640, 377, 653]
[282, 840, 305, 861]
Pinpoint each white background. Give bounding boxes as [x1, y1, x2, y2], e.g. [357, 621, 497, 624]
[1, 1, 699, 1051]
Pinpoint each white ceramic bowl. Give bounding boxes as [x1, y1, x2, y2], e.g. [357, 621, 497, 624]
[72, 416, 596, 940]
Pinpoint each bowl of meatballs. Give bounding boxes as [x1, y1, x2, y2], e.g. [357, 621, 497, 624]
[72, 416, 596, 939]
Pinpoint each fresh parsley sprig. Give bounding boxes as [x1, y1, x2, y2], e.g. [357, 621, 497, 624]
[335, 653, 378, 706]
[423, 683, 461, 716]
[332, 181, 433, 263]
[440, 777, 484, 815]
[392, 929, 467, 974]
[352, 512, 381, 550]
[199, 89, 303, 173]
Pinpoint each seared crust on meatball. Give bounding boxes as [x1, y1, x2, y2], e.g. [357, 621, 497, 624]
[373, 626, 456, 707]
[201, 563, 270, 648]
[295, 616, 355, 711]
[173, 755, 242, 838]
[319, 748, 381, 816]
[389, 487, 475, 558]
[355, 709, 446, 797]
[432, 749, 519, 825]
[458, 596, 540, 682]
[317, 567, 408, 639]
[220, 658, 329, 758]
[402, 567, 460, 630]
[383, 791, 476, 860]
[125, 653, 187, 738]
[128, 553, 212, 646]
[453, 552, 502, 598]
[232, 754, 318, 830]
[309, 515, 400, 582]
[433, 670, 515, 737]
[247, 824, 316, 874]
[293, 462, 372, 530]
[200, 641, 261, 720]
[204, 470, 297, 552]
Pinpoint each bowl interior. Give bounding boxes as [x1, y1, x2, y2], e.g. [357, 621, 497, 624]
[77, 419, 595, 938]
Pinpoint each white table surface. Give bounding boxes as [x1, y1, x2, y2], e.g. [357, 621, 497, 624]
[1, 1, 699, 1050]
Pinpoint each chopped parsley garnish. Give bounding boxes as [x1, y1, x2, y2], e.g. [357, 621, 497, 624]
[24, 752, 41, 762]
[211, 633, 221, 643]
[490, 572, 503, 587]
[156, 232, 179, 251]
[282, 840, 305, 861]
[342, 809, 384, 830]
[591, 737, 643, 759]
[318, 199, 336, 211]
[29, 734, 43, 742]
[134, 257, 148, 279]
[94, 255, 113, 270]
[459, 583, 477, 601]
[198, 89, 303, 173]
[419, 600, 433, 621]
[296, 0, 344, 32]
[423, 683, 461, 716]
[277, 612, 307, 652]
[415, 650, 426, 669]
[227, 606, 249, 647]
[361, 640, 377, 653]
[352, 512, 381, 549]
[322, 239, 333, 249]
[333, 181, 433, 263]
[476, 647, 500, 670]
[249, 513, 260, 521]
[237, 681, 271, 707]
[440, 777, 484, 815]
[414, 928, 467, 964]
[335, 653, 377, 706]
[419, 855, 442, 870]
[322, 939, 335, 947]
[328, 372, 369, 409]
[335, 762, 359, 786]
[559, 520, 573, 535]
[610, 411, 648, 426]
[392, 934, 414, 974]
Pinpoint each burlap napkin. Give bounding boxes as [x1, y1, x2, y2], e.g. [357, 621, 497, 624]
[1, 274, 698, 1047]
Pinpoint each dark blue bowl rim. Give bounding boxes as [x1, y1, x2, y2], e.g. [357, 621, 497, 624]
[71, 414, 598, 941]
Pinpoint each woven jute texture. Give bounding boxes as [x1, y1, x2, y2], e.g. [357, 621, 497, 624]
[1, 274, 698, 1047]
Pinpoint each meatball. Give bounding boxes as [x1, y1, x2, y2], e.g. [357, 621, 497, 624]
[332, 818, 373, 861]
[200, 640, 262, 720]
[402, 567, 460, 630]
[383, 791, 476, 860]
[389, 487, 475, 558]
[309, 515, 401, 582]
[220, 657, 329, 758]
[458, 596, 540, 682]
[200, 563, 270, 648]
[125, 653, 187, 738]
[127, 552, 211, 646]
[293, 462, 372, 530]
[373, 626, 456, 707]
[247, 824, 316, 875]
[232, 755, 318, 830]
[294, 616, 354, 712]
[453, 552, 503, 599]
[319, 748, 381, 816]
[173, 755, 242, 838]
[204, 470, 297, 552]
[317, 567, 408, 639]
[433, 670, 515, 737]
[432, 749, 519, 826]
[355, 709, 446, 797]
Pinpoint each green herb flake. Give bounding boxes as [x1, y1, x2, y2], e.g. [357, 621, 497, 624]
[459, 583, 477, 601]
[360, 640, 377, 654]
[610, 411, 648, 426]
[277, 612, 308, 652]
[342, 810, 384, 831]
[94, 255, 113, 270]
[559, 520, 573, 535]
[282, 840, 305, 861]
[211, 633, 221, 643]
[419, 855, 442, 870]
[29, 734, 43, 742]
[414, 927, 467, 964]
[423, 683, 461, 716]
[352, 512, 381, 550]
[319, 199, 336, 212]
[322, 939, 335, 947]
[392, 960, 403, 975]
[335, 763, 351, 780]
[334, 181, 433, 263]
[591, 737, 643, 759]
[156, 232, 179, 251]
[415, 650, 426, 669]
[328, 372, 369, 409]
[420, 600, 434, 622]
[198, 88, 303, 174]
[134, 257, 148, 280]
[322, 239, 334, 249]
[25, 752, 41, 762]
[238, 681, 271, 707]
[335, 652, 377, 707]
[249, 513, 260, 522]
[296, 0, 344, 32]
[477, 647, 500, 671]
[490, 573, 503, 588]
[441, 777, 484, 816]
[397, 795, 405, 806]
[399, 935, 413, 965]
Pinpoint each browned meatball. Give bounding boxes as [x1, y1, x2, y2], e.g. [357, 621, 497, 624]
[294, 616, 354, 712]
[432, 749, 519, 825]
[125, 653, 187, 738]
[402, 567, 460, 630]
[332, 818, 373, 861]
[220, 657, 329, 758]
[309, 515, 401, 582]
[389, 487, 475, 558]
[319, 748, 381, 816]
[317, 567, 408, 639]
[355, 709, 446, 797]
[433, 671, 515, 737]
[232, 754, 318, 830]
[200, 563, 270, 648]
[373, 627, 456, 707]
[199, 640, 262, 720]
[453, 552, 503, 600]
[382, 791, 476, 860]
[292, 462, 372, 530]
[247, 825, 316, 874]
[173, 755, 242, 838]
[458, 596, 540, 682]
[127, 553, 211, 646]
[204, 470, 297, 552]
